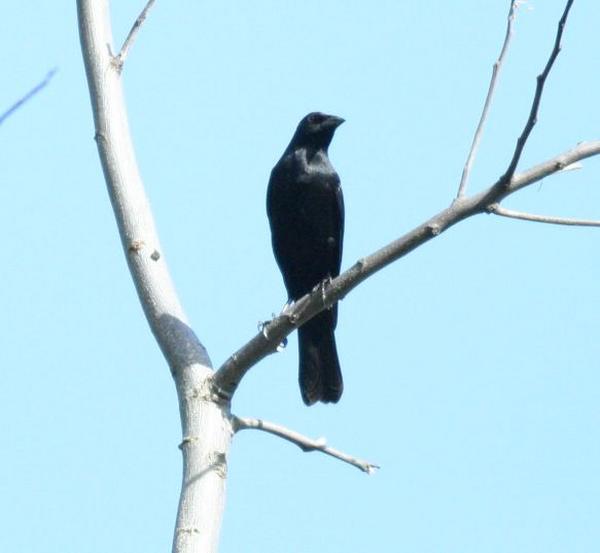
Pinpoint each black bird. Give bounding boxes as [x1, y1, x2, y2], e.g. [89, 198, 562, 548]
[267, 112, 345, 405]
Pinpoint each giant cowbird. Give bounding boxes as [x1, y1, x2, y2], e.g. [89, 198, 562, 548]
[267, 112, 345, 405]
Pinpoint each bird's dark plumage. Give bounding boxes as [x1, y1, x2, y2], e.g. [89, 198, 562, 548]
[267, 112, 345, 405]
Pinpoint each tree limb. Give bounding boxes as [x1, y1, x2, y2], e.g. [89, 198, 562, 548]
[77, 0, 593, 549]
[489, 204, 600, 227]
[233, 416, 379, 474]
[114, 0, 156, 71]
[457, 0, 517, 198]
[500, 0, 575, 183]
[0, 68, 57, 126]
[77, 0, 208, 375]
[77, 2, 229, 552]
[212, 0, 587, 400]
[212, 139, 600, 399]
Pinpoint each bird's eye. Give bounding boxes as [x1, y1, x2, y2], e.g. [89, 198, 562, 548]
[308, 113, 324, 125]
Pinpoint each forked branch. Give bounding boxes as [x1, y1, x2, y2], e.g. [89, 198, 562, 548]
[213, 140, 600, 399]
[213, 0, 595, 401]
[114, 0, 157, 70]
[78, 2, 226, 552]
[78, 1, 596, 550]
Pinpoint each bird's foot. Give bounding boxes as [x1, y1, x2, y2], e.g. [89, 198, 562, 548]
[281, 299, 295, 315]
[276, 336, 288, 351]
[316, 276, 333, 308]
[258, 317, 288, 351]
[257, 319, 270, 339]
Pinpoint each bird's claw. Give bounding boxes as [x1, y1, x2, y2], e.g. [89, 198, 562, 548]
[257, 320, 270, 339]
[315, 276, 332, 307]
[281, 300, 295, 315]
[259, 315, 288, 351]
[276, 336, 288, 352]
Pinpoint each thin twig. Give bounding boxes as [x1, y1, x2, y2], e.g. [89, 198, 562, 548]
[115, 0, 156, 70]
[500, 0, 575, 184]
[457, 0, 517, 198]
[233, 416, 379, 474]
[0, 68, 57, 126]
[489, 204, 600, 227]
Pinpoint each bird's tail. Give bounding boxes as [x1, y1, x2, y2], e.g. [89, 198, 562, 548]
[298, 310, 343, 405]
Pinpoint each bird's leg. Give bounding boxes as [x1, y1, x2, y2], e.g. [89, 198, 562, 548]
[266, 302, 293, 351]
[258, 307, 285, 338]
[321, 279, 328, 306]
[314, 276, 333, 309]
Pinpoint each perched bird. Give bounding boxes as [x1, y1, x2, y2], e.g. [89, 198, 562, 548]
[267, 112, 345, 405]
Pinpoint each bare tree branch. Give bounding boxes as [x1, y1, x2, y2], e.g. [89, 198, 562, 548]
[114, 0, 156, 71]
[457, 0, 517, 198]
[77, 0, 208, 377]
[500, 0, 575, 183]
[213, 0, 583, 400]
[77, 2, 229, 552]
[233, 416, 379, 474]
[212, 139, 600, 399]
[489, 204, 600, 227]
[0, 68, 57, 126]
[77, 0, 593, 549]
[506, 141, 600, 195]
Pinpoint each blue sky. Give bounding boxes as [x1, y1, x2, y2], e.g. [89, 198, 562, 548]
[2, 2, 600, 552]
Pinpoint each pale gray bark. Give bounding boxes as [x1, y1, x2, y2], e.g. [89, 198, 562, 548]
[457, 0, 517, 198]
[77, 2, 231, 551]
[233, 416, 378, 473]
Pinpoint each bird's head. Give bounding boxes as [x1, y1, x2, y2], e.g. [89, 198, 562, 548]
[291, 112, 345, 151]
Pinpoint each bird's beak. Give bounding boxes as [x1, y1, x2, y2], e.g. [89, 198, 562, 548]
[325, 115, 345, 129]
